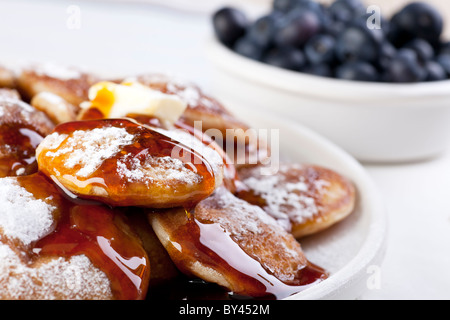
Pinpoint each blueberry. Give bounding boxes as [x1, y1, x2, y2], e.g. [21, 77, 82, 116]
[328, 0, 365, 24]
[262, 46, 306, 71]
[303, 64, 333, 77]
[436, 54, 450, 76]
[439, 41, 450, 55]
[384, 49, 427, 82]
[336, 61, 379, 82]
[273, 0, 324, 16]
[304, 34, 336, 65]
[404, 38, 435, 63]
[425, 60, 447, 81]
[274, 8, 322, 48]
[233, 36, 265, 60]
[322, 20, 346, 38]
[389, 2, 443, 48]
[293, 0, 328, 20]
[273, 0, 296, 13]
[334, 23, 383, 63]
[212, 7, 248, 47]
[375, 41, 397, 71]
[246, 14, 279, 49]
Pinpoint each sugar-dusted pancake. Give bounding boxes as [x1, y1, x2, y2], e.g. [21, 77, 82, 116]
[149, 186, 327, 298]
[36, 118, 225, 208]
[237, 163, 356, 238]
[31, 91, 79, 124]
[0, 96, 54, 177]
[17, 62, 99, 107]
[131, 73, 250, 137]
[0, 65, 17, 89]
[0, 173, 150, 300]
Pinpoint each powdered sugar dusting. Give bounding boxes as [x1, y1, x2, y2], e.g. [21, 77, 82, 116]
[0, 97, 39, 124]
[44, 127, 135, 178]
[116, 154, 201, 187]
[158, 128, 224, 179]
[196, 188, 305, 278]
[0, 243, 112, 300]
[0, 178, 55, 246]
[241, 166, 320, 228]
[213, 188, 282, 237]
[33, 62, 82, 80]
[133, 74, 221, 111]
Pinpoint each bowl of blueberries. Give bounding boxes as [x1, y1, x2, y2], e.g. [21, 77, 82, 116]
[207, 0, 450, 163]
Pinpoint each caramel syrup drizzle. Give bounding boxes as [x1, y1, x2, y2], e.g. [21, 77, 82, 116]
[166, 206, 327, 300]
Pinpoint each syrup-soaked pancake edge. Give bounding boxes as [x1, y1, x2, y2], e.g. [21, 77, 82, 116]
[149, 186, 328, 299]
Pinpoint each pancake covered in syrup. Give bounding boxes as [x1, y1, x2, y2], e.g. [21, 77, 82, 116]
[0, 173, 150, 300]
[0, 96, 54, 177]
[36, 118, 224, 208]
[149, 186, 327, 299]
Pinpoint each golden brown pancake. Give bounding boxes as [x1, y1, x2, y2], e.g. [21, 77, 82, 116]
[149, 186, 327, 298]
[0, 173, 150, 300]
[237, 163, 356, 238]
[36, 118, 225, 208]
[0, 88, 21, 100]
[0, 96, 54, 177]
[131, 73, 250, 137]
[17, 62, 99, 107]
[31, 91, 79, 124]
[0, 65, 17, 89]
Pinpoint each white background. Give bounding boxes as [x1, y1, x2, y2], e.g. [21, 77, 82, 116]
[1, 0, 450, 299]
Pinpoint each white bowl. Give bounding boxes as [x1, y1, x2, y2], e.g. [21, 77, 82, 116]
[238, 106, 387, 300]
[206, 37, 450, 163]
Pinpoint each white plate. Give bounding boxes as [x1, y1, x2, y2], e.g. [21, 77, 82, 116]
[230, 104, 388, 300]
[4, 58, 386, 300]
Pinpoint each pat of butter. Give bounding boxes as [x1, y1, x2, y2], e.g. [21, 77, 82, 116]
[88, 81, 187, 125]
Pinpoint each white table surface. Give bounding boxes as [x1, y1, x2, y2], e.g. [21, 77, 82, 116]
[1, 0, 450, 300]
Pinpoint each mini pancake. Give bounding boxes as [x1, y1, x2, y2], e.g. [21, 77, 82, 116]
[31, 91, 79, 124]
[0, 88, 21, 100]
[17, 62, 99, 107]
[0, 173, 150, 300]
[131, 73, 250, 138]
[0, 96, 54, 177]
[237, 163, 356, 238]
[0, 65, 17, 89]
[149, 186, 327, 298]
[36, 118, 225, 208]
